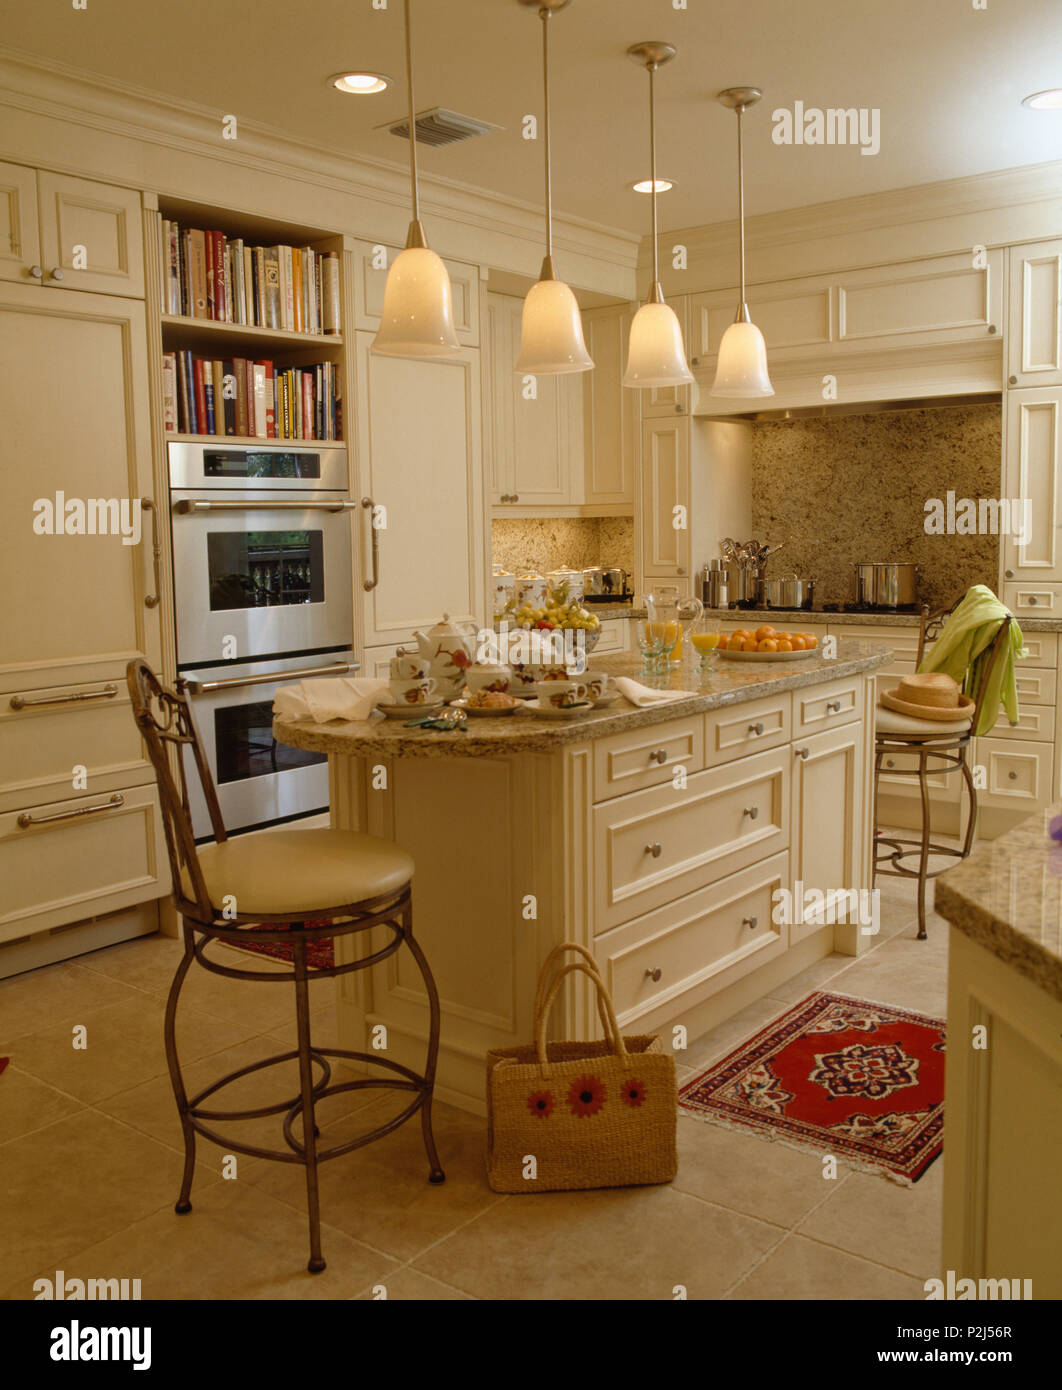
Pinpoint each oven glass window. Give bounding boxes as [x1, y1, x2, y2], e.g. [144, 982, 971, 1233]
[214, 700, 326, 784]
[203, 451, 321, 479]
[206, 531, 325, 611]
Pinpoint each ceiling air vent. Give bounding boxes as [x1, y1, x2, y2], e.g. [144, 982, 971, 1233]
[382, 107, 500, 148]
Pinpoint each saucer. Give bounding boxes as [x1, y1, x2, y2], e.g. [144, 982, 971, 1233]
[451, 697, 518, 718]
[374, 700, 446, 720]
[590, 692, 619, 708]
[521, 698, 595, 719]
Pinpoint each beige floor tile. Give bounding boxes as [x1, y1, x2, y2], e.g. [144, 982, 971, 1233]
[826, 954, 947, 1018]
[761, 953, 857, 1006]
[356, 1266, 475, 1300]
[76, 932, 187, 997]
[796, 1160, 943, 1281]
[11, 993, 256, 1105]
[164, 956, 306, 1036]
[244, 1096, 502, 1262]
[266, 999, 345, 1052]
[672, 1114, 833, 1229]
[0, 1064, 84, 1145]
[0, 960, 144, 1049]
[0, 1110, 184, 1293]
[728, 1232, 925, 1300]
[415, 1184, 782, 1300]
[9, 1182, 399, 1300]
[683, 996, 795, 1072]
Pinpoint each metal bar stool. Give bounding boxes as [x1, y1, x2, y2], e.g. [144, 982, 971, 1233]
[127, 659, 444, 1273]
[873, 605, 1012, 940]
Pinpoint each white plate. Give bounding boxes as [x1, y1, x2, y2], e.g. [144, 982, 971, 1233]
[520, 698, 596, 719]
[718, 646, 817, 662]
[590, 692, 620, 708]
[450, 697, 519, 718]
[374, 700, 448, 719]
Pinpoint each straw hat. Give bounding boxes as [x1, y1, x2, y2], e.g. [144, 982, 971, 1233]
[879, 672, 975, 721]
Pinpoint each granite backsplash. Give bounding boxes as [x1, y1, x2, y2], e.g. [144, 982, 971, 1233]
[492, 517, 635, 579]
[749, 402, 1003, 610]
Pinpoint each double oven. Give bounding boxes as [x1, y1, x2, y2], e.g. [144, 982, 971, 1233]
[168, 442, 358, 838]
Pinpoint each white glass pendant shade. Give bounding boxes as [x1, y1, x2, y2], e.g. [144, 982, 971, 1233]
[515, 277, 594, 375]
[373, 245, 461, 358]
[710, 319, 775, 397]
[623, 300, 693, 387]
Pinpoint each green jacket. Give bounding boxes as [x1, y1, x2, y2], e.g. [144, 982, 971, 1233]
[917, 585, 1024, 735]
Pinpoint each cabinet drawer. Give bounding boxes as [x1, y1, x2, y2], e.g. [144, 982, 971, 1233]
[828, 624, 923, 666]
[793, 676, 862, 734]
[593, 853, 789, 1025]
[1014, 666, 1057, 706]
[0, 677, 152, 814]
[1003, 581, 1062, 617]
[592, 745, 789, 931]
[1017, 632, 1058, 665]
[593, 714, 704, 800]
[0, 783, 165, 943]
[876, 743, 961, 803]
[986, 705, 1054, 742]
[704, 692, 790, 767]
[592, 619, 630, 655]
[973, 737, 1054, 810]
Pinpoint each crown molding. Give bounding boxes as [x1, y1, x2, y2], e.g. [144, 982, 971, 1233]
[0, 46, 639, 283]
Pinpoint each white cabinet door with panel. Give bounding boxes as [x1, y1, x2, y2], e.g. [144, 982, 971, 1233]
[354, 333, 485, 649]
[790, 720, 865, 942]
[0, 159, 41, 286]
[582, 304, 638, 505]
[640, 415, 690, 578]
[1007, 239, 1062, 388]
[1001, 387, 1062, 582]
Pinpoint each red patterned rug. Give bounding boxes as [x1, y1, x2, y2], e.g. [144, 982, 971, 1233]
[223, 922, 334, 971]
[0, 1057, 8, 1076]
[679, 991, 945, 1183]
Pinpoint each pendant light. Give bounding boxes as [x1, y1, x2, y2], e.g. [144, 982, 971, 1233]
[623, 41, 693, 389]
[710, 87, 774, 397]
[515, 0, 593, 375]
[373, 0, 460, 358]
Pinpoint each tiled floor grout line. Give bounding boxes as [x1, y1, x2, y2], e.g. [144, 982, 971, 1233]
[345, 1196, 512, 1301]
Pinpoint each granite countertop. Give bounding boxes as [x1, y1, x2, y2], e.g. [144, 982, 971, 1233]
[699, 607, 1062, 632]
[935, 806, 1062, 1004]
[274, 640, 890, 759]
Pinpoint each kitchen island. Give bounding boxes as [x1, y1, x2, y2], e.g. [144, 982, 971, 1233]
[275, 641, 891, 1114]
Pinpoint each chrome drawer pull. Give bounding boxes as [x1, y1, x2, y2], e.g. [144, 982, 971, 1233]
[742, 915, 758, 929]
[9, 684, 118, 711]
[174, 498, 357, 514]
[645, 967, 662, 982]
[743, 805, 759, 820]
[796, 747, 809, 760]
[826, 700, 841, 713]
[648, 748, 668, 764]
[17, 793, 124, 828]
[748, 722, 764, 735]
[183, 661, 358, 694]
[644, 842, 663, 857]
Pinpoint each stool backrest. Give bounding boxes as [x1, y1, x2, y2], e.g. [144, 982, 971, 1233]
[916, 601, 1013, 727]
[127, 658, 224, 921]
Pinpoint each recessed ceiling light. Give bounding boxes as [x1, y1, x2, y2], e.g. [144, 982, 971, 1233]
[633, 177, 674, 193]
[330, 72, 391, 95]
[1022, 88, 1062, 109]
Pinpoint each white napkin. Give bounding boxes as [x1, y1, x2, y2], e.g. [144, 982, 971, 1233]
[273, 677, 390, 724]
[615, 676, 697, 707]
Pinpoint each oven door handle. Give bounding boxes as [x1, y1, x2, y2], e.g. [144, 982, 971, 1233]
[361, 496, 380, 592]
[181, 660, 360, 694]
[173, 499, 358, 514]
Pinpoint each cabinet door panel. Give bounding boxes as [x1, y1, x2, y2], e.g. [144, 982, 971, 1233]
[1001, 388, 1062, 579]
[1008, 240, 1062, 387]
[641, 417, 689, 576]
[837, 253, 1000, 343]
[356, 335, 484, 647]
[37, 172, 144, 299]
[583, 306, 637, 503]
[691, 280, 832, 359]
[791, 721, 863, 941]
[0, 284, 161, 687]
[0, 160, 40, 285]
[355, 241, 479, 345]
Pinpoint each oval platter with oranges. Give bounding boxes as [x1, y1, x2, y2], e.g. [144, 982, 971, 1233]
[717, 624, 820, 661]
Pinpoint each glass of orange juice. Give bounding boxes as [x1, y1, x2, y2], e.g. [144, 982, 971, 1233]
[689, 614, 721, 671]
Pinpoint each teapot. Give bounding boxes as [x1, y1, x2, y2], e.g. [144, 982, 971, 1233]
[412, 613, 479, 699]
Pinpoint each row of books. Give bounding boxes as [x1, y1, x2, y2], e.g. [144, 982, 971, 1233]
[163, 351, 342, 441]
[159, 221, 341, 335]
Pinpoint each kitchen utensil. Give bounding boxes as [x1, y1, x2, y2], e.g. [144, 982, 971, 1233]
[412, 613, 478, 699]
[702, 567, 729, 608]
[403, 707, 468, 731]
[854, 562, 919, 609]
[581, 566, 608, 596]
[602, 565, 629, 597]
[689, 614, 721, 670]
[376, 699, 447, 720]
[762, 575, 815, 610]
[521, 698, 595, 719]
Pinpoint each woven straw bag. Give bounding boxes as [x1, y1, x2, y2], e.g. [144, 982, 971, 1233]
[485, 943, 677, 1193]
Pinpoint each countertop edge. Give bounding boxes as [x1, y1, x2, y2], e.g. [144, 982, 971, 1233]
[934, 877, 1062, 1007]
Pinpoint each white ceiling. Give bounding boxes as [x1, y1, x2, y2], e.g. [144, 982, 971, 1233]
[5, 0, 1062, 236]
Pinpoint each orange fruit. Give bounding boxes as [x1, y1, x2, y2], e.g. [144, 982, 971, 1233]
[742, 638, 759, 652]
[717, 633, 730, 650]
[776, 639, 793, 652]
[731, 629, 750, 642]
[758, 638, 779, 653]
[803, 632, 818, 648]
[790, 635, 807, 651]
[754, 624, 776, 641]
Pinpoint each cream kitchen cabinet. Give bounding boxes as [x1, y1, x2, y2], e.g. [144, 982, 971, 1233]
[1000, 387, 1062, 583]
[0, 161, 145, 298]
[790, 719, 865, 942]
[640, 414, 690, 579]
[581, 303, 638, 506]
[486, 291, 583, 508]
[1007, 239, 1062, 388]
[639, 294, 692, 420]
[354, 332, 486, 650]
[351, 237, 480, 347]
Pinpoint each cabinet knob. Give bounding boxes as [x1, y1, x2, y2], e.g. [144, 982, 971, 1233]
[674, 404, 684, 414]
[511, 493, 519, 503]
[691, 356, 701, 366]
[748, 722, 764, 735]
[1009, 375, 1018, 386]
[826, 700, 841, 713]
[1005, 569, 1014, 579]
[1008, 770, 1018, 781]
[677, 566, 686, 576]
[796, 747, 809, 760]
[645, 966, 662, 982]
[48, 267, 64, 282]
[988, 323, 997, 334]
[648, 748, 668, 764]
[1029, 596, 1039, 605]
[29, 264, 43, 279]
[644, 842, 663, 857]
[743, 805, 759, 820]
[885, 758, 896, 768]
[742, 915, 758, 929]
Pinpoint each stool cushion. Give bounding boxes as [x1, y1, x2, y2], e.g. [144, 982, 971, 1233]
[180, 828, 415, 917]
[875, 704, 972, 739]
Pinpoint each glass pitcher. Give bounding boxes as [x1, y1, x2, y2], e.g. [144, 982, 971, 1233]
[650, 585, 704, 665]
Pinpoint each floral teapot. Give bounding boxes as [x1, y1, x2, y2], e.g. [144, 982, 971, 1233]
[411, 613, 479, 699]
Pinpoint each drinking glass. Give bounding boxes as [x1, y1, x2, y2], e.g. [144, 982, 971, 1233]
[689, 613, 721, 672]
[635, 597, 671, 680]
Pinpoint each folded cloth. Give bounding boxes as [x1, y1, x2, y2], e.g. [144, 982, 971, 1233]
[916, 585, 1025, 735]
[273, 677, 390, 724]
[615, 676, 697, 708]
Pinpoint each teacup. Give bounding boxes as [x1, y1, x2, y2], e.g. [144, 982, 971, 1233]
[390, 650, 430, 680]
[535, 678, 589, 709]
[466, 663, 511, 696]
[583, 671, 614, 702]
[389, 676, 437, 706]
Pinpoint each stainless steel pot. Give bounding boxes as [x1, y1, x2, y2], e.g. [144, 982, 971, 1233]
[602, 565, 629, 597]
[854, 562, 919, 609]
[581, 566, 608, 596]
[763, 575, 814, 610]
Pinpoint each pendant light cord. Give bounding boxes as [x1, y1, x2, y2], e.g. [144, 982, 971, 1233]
[540, 7, 553, 261]
[736, 102, 747, 312]
[405, 0, 420, 225]
[648, 62, 659, 289]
